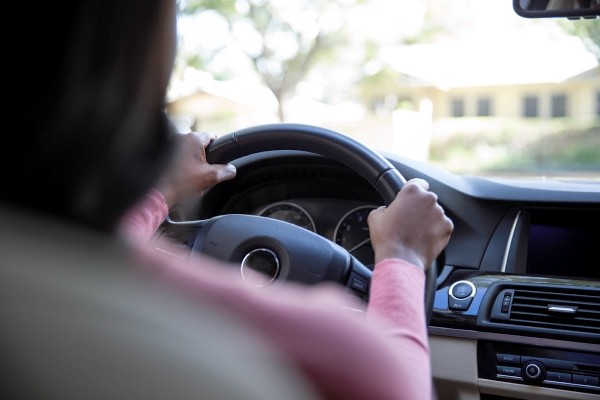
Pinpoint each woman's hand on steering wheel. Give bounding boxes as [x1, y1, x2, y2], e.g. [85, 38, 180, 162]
[157, 131, 236, 208]
[368, 178, 453, 271]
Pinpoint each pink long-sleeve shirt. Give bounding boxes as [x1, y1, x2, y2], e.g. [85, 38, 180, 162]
[119, 189, 432, 400]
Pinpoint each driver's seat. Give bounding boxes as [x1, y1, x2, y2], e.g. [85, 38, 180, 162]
[0, 203, 320, 400]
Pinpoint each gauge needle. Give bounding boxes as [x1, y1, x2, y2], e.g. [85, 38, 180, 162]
[348, 238, 371, 253]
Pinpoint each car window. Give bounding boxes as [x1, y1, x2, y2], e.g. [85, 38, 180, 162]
[167, 0, 599, 182]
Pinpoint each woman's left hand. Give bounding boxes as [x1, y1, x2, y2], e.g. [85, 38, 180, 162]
[158, 132, 236, 208]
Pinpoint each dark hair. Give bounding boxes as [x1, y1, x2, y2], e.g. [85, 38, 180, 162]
[2, 1, 178, 232]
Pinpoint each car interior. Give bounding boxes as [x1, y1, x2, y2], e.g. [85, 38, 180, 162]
[2, 1, 598, 400]
[160, 121, 600, 400]
[158, 2, 600, 399]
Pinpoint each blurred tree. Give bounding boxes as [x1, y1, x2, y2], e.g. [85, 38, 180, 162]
[178, 0, 353, 121]
[560, 18, 600, 60]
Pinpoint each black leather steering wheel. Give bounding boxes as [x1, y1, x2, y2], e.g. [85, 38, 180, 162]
[159, 123, 436, 321]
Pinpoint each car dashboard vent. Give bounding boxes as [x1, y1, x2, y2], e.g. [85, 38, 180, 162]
[487, 284, 600, 339]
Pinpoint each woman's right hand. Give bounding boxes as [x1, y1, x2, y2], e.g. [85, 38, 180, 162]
[368, 178, 454, 270]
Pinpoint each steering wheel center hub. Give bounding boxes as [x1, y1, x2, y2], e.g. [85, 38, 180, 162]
[241, 248, 280, 287]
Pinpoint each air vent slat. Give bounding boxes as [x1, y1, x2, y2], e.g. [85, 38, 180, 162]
[510, 311, 600, 326]
[512, 305, 600, 315]
[514, 292, 599, 304]
[508, 317, 600, 332]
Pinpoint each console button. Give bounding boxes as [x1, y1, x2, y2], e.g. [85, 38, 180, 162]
[522, 360, 546, 383]
[448, 297, 473, 311]
[350, 276, 368, 293]
[448, 280, 476, 311]
[451, 282, 473, 299]
[573, 374, 599, 387]
[525, 364, 542, 379]
[497, 365, 521, 377]
[496, 353, 520, 365]
[546, 371, 571, 383]
[501, 294, 511, 313]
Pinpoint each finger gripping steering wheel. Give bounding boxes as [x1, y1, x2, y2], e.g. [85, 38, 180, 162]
[162, 123, 436, 321]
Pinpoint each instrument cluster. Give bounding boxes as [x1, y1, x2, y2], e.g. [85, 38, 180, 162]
[255, 199, 379, 268]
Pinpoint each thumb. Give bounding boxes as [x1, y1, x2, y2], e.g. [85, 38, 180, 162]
[197, 163, 236, 187]
[215, 163, 237, 182]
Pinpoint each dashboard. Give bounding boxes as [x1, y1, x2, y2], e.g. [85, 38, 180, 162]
[172, 150, 600, 400]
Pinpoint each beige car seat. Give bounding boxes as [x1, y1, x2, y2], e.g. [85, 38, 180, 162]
[0, 204, 320, 400]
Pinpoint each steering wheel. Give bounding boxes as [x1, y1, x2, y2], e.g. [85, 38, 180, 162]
[159, 123, 437, 321]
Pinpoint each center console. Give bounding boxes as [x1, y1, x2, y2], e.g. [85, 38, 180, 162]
[479, 342, 600, 395]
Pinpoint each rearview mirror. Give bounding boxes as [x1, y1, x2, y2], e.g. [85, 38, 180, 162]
[513, 0, 600, 19]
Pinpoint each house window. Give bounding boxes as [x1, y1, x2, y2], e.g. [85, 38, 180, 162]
[451, 97, 464, 117]
[477, 97, 492, 116]
[523, 95, 538, 118]
[551, 94, 567, 117]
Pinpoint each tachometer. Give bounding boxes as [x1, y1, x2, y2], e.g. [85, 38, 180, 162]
[333, 205, 377, 267]
[258, 201, 317, 233]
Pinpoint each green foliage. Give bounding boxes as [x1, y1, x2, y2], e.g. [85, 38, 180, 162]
[559, 18, 600, 60]
[180, 0, 237, 15]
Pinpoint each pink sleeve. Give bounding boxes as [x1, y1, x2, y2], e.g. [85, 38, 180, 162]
[367, 258, 429, 350]
[118, 189, 169, 244]
[136, 244, 432, 400]
[365, 258, 432, 399]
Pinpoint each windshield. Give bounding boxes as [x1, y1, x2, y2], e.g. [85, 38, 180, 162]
[167, 0, 600, 182]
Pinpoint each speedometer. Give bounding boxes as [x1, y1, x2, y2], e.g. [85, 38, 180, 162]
[334, 205, 377, 267]
[258, 201, 317, 233]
